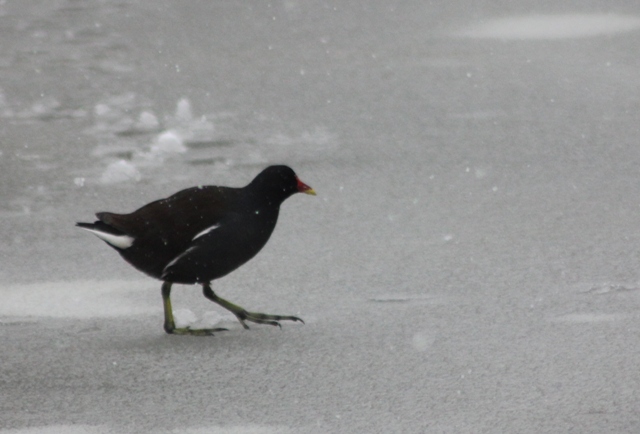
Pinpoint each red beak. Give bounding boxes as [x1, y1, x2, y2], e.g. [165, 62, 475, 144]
[296, 178, 316, 195]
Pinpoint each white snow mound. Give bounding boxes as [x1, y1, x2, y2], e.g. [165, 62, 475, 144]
[100, 159, 142, 184]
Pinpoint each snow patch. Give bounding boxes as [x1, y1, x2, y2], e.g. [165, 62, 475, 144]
[200, 310, 225, 328]
[173, 308, 198, 328]
[549, 313, 624, 324]
[584, 283, 640, 294]
[369, 294, 448, 305]
[176, 426, 293, 434]
[175, 97, 193, 123]
[456, 14, 640, 40]
[0, 425, 293, 434]
[87, 97, 219, 182]
[411, 331, 436, 352]
[12, 96, 87, 121]
[172, 309, 228, 329]
[100, 159, 142, 184]
[151, 130, 187, 154]
[135, 110, 160, 133]
[0, 280, 157, 319]
[0, 425, 112, 434]
[165, 98, 215, 142]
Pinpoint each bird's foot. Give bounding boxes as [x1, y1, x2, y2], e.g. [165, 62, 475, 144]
[201, 284, 304, 330]
[164, 325, 229, 336]
[234, 310, 305, 330]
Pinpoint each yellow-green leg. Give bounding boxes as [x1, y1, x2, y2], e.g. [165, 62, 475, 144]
[162, 281, 228, 336]
[202, 282, 304, 329]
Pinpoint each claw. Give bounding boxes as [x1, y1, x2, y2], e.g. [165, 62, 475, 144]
[236, 317, 250, 330]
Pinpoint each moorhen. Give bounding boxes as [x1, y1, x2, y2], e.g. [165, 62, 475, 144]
[77, 165, 315, 335]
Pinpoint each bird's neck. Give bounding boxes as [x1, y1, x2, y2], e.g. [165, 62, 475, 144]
[244, 185, 291, 210]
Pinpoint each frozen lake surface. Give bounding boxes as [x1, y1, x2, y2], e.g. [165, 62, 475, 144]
[2, 1, 640, 433]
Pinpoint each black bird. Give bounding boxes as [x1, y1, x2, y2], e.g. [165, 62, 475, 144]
[77, 165, 315, 335]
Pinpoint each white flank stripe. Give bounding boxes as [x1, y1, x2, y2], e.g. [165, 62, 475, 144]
[82, 228, 134, 249]
[192, 224, 221, 241]
[164, 246, 197, 271]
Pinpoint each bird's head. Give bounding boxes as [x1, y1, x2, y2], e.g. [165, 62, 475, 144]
[248, 165, 316, 205]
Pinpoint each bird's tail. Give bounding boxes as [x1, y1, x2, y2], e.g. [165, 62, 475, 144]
[76, 221, 134, 250]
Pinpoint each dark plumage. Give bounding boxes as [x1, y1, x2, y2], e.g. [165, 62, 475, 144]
[77, 165, 315, 335]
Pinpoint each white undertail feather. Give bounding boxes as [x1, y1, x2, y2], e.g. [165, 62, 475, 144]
[81, 227, 134, 249]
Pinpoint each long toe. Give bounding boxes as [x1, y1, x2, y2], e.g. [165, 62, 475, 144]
[242, 311, 305, 327]
[166, 327, 229, 336]
[287, 315, 305, 324]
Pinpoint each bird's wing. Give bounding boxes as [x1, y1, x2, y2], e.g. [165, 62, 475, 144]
[97, 186, 238, 242]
